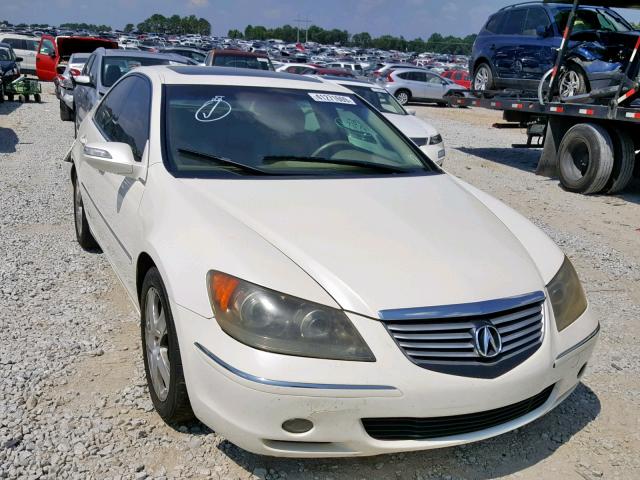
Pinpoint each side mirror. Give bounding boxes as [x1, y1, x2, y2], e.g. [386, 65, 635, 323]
[49, 51, 56, 58]
[74, 75, 92, 86]
[15, 57, 23, 62]
[83, 142, 141, 178]
[406, 108, 416, 116]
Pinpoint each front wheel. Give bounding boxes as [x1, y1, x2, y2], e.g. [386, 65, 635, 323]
[558, 65, 588, 98]
[141, 267, 195, 424]
[60, 100, 74, 121]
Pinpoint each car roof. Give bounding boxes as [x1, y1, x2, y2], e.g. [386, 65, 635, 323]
[320, 76, 377, 88]
[134, 65, 355, 92]
[100, 49, 181, 59]
[210, 49, 269, 58]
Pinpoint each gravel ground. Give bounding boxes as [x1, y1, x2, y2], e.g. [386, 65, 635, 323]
[0, 87, 639, 480]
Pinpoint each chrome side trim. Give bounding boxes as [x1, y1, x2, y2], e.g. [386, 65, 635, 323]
[556, 324, 600, 360]
[194, 342, 397, 391]
[378, 291, 546, 321]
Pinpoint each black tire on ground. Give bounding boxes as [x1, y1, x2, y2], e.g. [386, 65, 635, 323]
[7, 94, 14, 102]
[558, 64, 588, 97]
[72, 174, 99, 250]
[60, 100, 74, 121]
[34, 93, 41, 103]
[18, 94, 25, 103]
[141, 267, 195, 424]
[606, 127, 635, 194]
[394, 89, 411, 106]
[473, 63, 495, 91]
[558, 123, 614, 194]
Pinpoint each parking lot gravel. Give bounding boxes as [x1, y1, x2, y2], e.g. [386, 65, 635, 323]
[1, 86, 639, 480]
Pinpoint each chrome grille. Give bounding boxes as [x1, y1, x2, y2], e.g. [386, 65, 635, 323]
[379, 291, 545, 379]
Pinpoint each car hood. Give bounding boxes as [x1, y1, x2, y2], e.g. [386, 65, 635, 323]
[383, 113, 438, 139]
[184, 174, 544, 317]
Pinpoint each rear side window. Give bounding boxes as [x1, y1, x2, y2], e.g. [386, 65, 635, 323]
[3, 38, 24, 50]
[213, 55, 271, 70]
[485, 12, 506, 34]
[94, 76, 151, 161]
[524, 7, 552, 36]
[24, 39, 40, 51]
[503, 9, 528, 35]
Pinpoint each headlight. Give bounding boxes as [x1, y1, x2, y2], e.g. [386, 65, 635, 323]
[207, 271, 375, 361]
[546, 256, 587, 332]
[429, 134, 443, 145]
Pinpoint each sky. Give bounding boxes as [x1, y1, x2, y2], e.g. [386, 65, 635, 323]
[3, 0, 640, 38]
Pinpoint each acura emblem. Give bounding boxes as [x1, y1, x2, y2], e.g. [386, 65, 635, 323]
[474, 324, 502, 358]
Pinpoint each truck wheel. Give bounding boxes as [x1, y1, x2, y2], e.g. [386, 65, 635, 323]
[59, 100, 74, 121]
[606, 128, 635, 194]
[558, 123, 614, 194]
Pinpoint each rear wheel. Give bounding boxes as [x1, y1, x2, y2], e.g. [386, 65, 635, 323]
[606, 128, 635, 194]
[558, 123, 614, 194]
[73, 174, 99, 250]
[60, 100, 74, 121]
[473, 63, 495, 91]
[141, 267, 195, 424]
[395, 89, 411, 105]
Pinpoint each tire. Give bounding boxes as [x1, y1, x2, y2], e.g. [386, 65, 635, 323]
[558, 65, 588, 97]
[473, 63, 495, 91]
[18, 94, 25, 103]
[72, 174, 99, 250]
[60, 100, 73, 121]
[558, 123, 614, 194]
[34, 93, 41, 103]
[606, 127, 635, 194]
[141, 267, 195, 424]
[7, 94, 14, 102]
[395, 89, 411, 105]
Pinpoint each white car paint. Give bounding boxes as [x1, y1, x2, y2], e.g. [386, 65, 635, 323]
[382, 112, 445, 164]
[70, 66, 599, 458]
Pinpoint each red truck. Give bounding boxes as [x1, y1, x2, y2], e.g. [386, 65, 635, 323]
[36, 35, 117, 81]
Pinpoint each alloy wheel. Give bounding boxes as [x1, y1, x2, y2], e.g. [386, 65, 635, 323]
[474, 67, 489, 90]
[559, 70, 582, 97]
[396, 91, 409, 105]
[145, 288, 170, 401]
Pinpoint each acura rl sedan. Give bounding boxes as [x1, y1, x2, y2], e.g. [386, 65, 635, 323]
[67, 66, 599, 458]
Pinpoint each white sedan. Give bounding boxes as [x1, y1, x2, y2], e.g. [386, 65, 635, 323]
[68, 66, 599, 458]
[320, 77, 446, 165]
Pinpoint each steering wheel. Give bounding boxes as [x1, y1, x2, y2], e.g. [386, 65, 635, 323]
[311, 140, 353, 158]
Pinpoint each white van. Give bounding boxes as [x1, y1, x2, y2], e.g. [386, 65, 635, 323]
[0, 34, 40, 74]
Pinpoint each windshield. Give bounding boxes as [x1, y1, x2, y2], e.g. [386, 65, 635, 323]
[212, 55, 272, 70]
[346, 85, 406, 115]
[0, 48, 15, 61]
[163, 85, 435, 177]
[101, 56, 182, 87]
[553, 7, 633, 33]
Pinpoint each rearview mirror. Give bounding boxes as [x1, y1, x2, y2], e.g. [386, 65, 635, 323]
[15, 57, 23, 62]
[83, 142, 141, 178]
[74, 75, 92, 86]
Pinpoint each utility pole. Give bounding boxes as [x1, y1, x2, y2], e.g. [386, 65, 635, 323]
[293, 16, 312, 43]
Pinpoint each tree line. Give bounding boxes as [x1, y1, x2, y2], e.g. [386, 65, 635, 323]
[132, 14, 211, 35]
[59, 22, 112, 32]
[229, 24, 476, 55]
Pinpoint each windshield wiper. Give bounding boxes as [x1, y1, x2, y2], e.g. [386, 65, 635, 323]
[177, 148, 273, 176]
[262, 156, 416, 174]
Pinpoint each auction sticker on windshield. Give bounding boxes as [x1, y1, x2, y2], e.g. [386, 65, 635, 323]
[308, 93, 356, 105]
[195, 96, 232, 122]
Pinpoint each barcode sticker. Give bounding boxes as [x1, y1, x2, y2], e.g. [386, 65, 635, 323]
[308, 93, 356, 105]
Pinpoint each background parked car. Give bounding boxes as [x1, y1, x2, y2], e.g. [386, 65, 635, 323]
[55, 52, 90, 121]
[383, 68, 466, 106]
[0, 43, 22, 86]
[441, 70, 471, 89]
[36, 34, 118, 81]
[0, 34, 40, 74]
[322, 76, 446, 165]
[160, 47, 207, 65]
[204, 49, 274, 70]
[72, 49, 191, 129]
[471, 3, 639, 96]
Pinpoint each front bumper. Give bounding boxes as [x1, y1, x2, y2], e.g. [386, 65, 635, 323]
[173, 303, 599, 457]
[420, 142, 445, 166]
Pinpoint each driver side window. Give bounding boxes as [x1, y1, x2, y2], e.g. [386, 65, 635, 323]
[39, 39, 55, 55]
[94, 76, 151, 162]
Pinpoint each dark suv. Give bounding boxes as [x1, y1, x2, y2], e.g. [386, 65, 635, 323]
[471, 2, 639, 96]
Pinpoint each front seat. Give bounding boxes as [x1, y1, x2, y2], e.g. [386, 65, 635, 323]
[104, 65, 122, 86]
